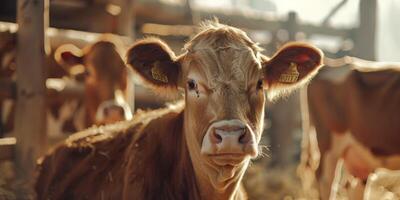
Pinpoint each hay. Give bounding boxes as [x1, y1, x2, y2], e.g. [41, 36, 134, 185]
[243, 162, 308, 200]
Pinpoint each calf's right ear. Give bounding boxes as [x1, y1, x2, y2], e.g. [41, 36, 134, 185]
[126, 38, 181, 93]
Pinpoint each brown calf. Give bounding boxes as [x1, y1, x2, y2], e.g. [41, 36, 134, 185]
[55, 35, 133, 127]
[0, 32, 132, 137]
[35, 22, 323, 200]
[299, 63, 400, 199]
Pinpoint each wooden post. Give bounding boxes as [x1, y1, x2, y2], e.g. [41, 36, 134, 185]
[15, 0, 48, 191]
[109, 0, 135, 37]
[108, 0, 135, 111]
[287, 11, 298, 41]
[354, 0, 377, 60]
[268, 11, 301, 167]
[321, 0, 348, 26]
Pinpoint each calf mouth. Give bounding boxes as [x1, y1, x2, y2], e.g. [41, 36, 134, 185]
[208, 153, 248, 166]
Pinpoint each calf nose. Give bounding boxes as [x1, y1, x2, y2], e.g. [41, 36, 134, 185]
[201, 119, 257, 157]
[95, 100, 133, 124]
[211, 126, 250, 145]
[103, 105, 125, 122]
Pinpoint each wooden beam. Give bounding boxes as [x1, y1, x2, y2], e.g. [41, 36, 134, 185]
[321, 0, 348, 26]
[0, 78, 85, 101]
[353, 0, 377, 60]
[0, 137, 16, 161]
[0, 21, 132, 48]
[15, 0, 49, 188]
[46, 78, 85, 101]
[1, 1, 352, 39]
[135, 1, 351, 38]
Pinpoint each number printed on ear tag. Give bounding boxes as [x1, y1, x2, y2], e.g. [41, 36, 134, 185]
[279, 62, 300, 83]
[151, 64, 168, 83]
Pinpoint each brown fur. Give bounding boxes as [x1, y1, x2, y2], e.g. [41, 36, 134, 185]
[56, 35, 130, 126]
[36, 104, 189, 199]
[36, 22, 323, 199]
[0, 33, 130, 136]
[310, 67, 400, 155]
[300, 65, 400, 199]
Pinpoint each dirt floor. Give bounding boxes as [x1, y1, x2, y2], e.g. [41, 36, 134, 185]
[0, 160, 16, 200]
[242, 159, 318, 200]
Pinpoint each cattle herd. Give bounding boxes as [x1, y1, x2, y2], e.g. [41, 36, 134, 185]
[0, 21, 399, 199]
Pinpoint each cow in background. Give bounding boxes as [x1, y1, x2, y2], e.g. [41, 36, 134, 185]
[298, 59, 400, 199]
[0, 32, 132, 137]
[54, 34, 133, 128]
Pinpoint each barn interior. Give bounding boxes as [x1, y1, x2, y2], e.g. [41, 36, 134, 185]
[0, 0, 399, 199]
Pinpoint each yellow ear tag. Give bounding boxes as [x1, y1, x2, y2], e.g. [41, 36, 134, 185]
[279, 62, 300, 83]
[151, 64, 168, 83]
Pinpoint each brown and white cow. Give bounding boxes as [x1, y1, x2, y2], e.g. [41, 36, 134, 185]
[35, 22, 323, 200]
[298, 61, 400, 199]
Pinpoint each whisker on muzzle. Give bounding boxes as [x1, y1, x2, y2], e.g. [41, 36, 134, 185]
[256, 145, 270, 159]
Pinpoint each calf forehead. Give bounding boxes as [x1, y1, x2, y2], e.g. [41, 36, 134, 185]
[184, 24, 263, 86]
[84, 41, 126, 78]
[85, 42, 123, 63]
[189, 48, 261, 90]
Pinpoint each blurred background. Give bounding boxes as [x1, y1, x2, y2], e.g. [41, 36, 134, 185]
[0, 0, 398, 199]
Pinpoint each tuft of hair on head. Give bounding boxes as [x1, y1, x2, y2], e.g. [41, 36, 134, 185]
[198, 17, 224, 31]
[184, 18, 263, 54]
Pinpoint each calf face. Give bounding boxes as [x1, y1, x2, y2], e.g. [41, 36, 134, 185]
[127, 22, 322, 192]
[55, 36, 132, 126]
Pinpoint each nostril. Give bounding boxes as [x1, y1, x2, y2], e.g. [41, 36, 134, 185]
[238, 129, 249, 144]
[238, 133, 245, 144]
[212, 131, 223, 144]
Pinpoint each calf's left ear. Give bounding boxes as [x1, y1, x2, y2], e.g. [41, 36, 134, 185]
[263, 42, 323, 94]
[54, 44, 84, 66]
[126, 38, 181, 94]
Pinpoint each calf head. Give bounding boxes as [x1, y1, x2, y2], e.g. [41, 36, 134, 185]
[127, 22, 322, 193]
[55, 36, 132, 125]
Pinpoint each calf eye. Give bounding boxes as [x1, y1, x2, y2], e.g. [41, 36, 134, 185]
[187, 79, 197, 90]
[256, 79, 263, 90]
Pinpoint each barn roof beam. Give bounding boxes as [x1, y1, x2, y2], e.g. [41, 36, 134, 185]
[135, 1, 352, 39]
[321, 0, 349, 27]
